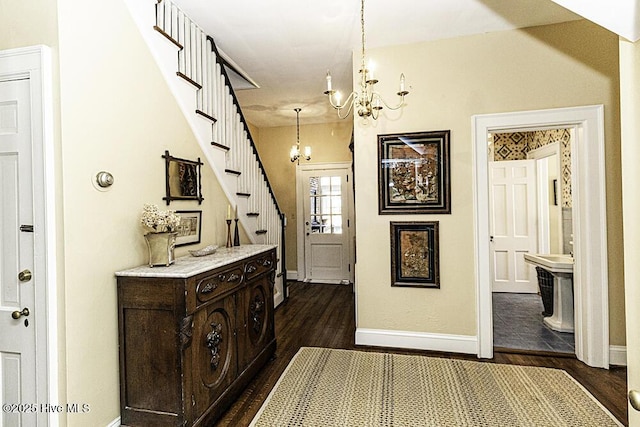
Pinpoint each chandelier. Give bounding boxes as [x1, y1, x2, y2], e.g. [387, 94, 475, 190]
[324, 0, 409, 120]
[290, 108, 311, 164]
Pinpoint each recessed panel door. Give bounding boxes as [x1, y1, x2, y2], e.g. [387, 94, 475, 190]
[302, 169, 350, 283]
[0, 78, 36, 427]
[489, 160, 538, 293]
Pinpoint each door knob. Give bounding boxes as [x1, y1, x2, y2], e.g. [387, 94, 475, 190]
[11, 308, 30, 319]
[630, 390, 640, 411]
[18, 269, 32, 282]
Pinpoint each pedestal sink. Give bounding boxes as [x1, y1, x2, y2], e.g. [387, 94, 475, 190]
[523, 253, 574, 333]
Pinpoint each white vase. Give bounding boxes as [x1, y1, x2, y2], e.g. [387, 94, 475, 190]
[144, 232, 177, 267]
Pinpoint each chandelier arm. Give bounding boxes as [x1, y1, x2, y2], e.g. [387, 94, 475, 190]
[329, 90, 357, 110]
[371, 91, 407, 111]
[337, 96, 357, 120]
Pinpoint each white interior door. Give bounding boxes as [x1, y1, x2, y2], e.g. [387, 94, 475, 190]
[0, 78, 37, 427]
[489, 160, 538, 293]
[301, 167, 351, 283]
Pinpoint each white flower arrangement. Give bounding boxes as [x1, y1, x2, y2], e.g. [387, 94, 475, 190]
[140, 204, 181, 233]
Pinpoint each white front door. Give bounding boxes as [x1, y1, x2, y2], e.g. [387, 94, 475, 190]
[489, 160, 538, 293]
[0, 78, 37, 427]
[300, 167, 351, 283]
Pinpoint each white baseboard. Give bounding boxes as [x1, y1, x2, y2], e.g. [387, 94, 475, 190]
[106, 417, 121, 427]
[355, 328, 477, 355]
[609, 345, 627, 366]
[286, 270, 298, 281]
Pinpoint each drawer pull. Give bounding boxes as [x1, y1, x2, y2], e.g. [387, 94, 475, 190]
[246, 265, 257, 274]
[227, 273, 240, 282]
[200, 282, 219, 294]
[262, 259, 272, 267]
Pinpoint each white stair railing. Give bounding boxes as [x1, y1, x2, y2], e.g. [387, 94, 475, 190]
[151, 0, 286, 303]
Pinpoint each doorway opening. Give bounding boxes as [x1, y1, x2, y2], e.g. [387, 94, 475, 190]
[489, 128, 575, 355]
[473, 105, 610, 369]
[296, 162, 355, 285]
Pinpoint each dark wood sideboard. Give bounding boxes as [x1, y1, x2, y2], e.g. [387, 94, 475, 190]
[116, 245, 277, 426]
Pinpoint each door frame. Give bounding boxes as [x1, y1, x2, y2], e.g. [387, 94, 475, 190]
[296, 162, 355, 283]
[0, 45, 58, 424]
[473, 105, 610, 368]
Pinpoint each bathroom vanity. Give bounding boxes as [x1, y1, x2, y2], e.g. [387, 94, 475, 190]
[115, 245, 277, 426]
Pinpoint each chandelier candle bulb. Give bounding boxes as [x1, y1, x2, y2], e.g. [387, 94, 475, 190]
[326, 72, 332, 92]
[399, 73, 406, 94]
[304, 146, 312, 159]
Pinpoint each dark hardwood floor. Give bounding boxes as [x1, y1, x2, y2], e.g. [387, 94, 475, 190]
[216, 281, 628, 426]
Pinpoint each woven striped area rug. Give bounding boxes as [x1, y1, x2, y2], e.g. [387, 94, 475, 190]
[250, 347, 622, 427]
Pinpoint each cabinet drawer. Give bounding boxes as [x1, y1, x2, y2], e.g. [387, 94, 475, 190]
[196, 265, 244, 304]
[244, 250, 276, 281]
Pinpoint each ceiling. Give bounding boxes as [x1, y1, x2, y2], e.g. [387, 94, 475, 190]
[172, 0, 581, 128]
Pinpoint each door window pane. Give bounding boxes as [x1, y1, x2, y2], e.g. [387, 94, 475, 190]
[309, 175, 343, 234]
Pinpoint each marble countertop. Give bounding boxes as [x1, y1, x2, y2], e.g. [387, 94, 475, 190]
[115, 244, 276, 278]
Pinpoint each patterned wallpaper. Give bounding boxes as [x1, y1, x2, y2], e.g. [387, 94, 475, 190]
[492, 129, 572, 208]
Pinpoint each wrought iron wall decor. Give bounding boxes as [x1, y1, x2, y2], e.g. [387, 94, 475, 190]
[378, 131, 450, 214]
[162, 150, 204, 205]
[390, 221, 440, 288]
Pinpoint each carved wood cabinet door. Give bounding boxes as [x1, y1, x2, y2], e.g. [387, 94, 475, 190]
[238, 274, 275, 369]
[190, 296, 237, 422]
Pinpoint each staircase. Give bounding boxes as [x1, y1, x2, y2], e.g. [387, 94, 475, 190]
[126, 0, 286, 305]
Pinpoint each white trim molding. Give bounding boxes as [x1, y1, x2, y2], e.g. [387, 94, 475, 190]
[609, 345, 627, 366]
[286, 270, 299, 281]
[473, 105, 610, 369]
[355, 328, 477, 355]
[106, 417, 121, 427]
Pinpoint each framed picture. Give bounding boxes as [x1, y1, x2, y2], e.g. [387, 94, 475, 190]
[162, 150, 204, 205]
[175, 210, 202, 246]
[390, 221, 440, 288]
[378, 130, 450, 214]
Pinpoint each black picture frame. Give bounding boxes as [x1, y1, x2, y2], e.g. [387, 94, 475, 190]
[162, 150, 204, 205]
[175, 210, 202, 247]
[390, 221, 440, 288]
[378, 130, 450, 214]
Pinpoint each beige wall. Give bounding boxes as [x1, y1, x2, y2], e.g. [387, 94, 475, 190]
[2, 0, 236, 424]
[0, 0, 69, 422]
[354, 20, 625, 344]
[56, 0, 238, 424]
[253, 121, 352, 271]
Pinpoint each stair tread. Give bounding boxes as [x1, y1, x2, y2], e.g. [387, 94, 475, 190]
[153, 26, 183, 50]
[177, 72, 202, 89]
[195, 109, 217, 123]
[211, 141, 230, 151]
